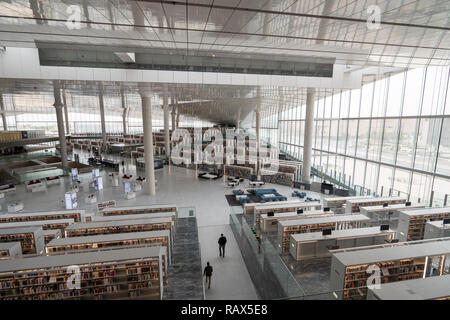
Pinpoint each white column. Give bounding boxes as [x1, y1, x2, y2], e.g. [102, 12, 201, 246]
[140, 89, 156, 196]
[98, 83, 107, 144]
[236, 107, 241, 129]
[53, 81, 68, 169]
[171, 103, 176, 132]
[163, 94, 170, 159]
[62, 89, 70, 135]
[121, 89, 127, 134]
[0, 93, 7, 131]
[256, 87, 261, 179]
[302, 88, 315, 183]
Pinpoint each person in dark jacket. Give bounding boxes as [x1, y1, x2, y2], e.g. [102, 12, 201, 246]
[218, 234, 227, 257]
[203, 262, 213, 289]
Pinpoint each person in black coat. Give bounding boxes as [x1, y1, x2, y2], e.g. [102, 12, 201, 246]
[218, 234, 227, 257]
[203, 262, 213, 289]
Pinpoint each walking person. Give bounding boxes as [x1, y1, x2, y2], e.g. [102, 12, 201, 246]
[203, 262, 213, 289]
[218, 233, 227, 257]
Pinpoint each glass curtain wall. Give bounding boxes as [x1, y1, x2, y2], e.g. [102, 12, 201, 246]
[274, 66, 450, 206]
[0, 91, 214, 135]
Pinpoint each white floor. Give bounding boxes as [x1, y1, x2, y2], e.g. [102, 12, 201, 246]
[1, 155, 325, 300]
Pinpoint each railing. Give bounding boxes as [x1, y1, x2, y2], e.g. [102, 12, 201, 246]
[229, 213, 304, 299]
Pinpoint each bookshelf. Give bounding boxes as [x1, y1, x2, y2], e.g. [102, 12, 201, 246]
[0, 227, 45, 254]
[277, 215, 370, 253]
[46, 230, 172, 264]
[424, 220, 450, 239]
[244, 199, 315, 215]
[323, 196, 373, 214]
[253, 202, 323, 229]
[329, 238, 450, 300]
[0, 210, 85, 223]
[260, 210, 334, 233]
[0, 242, 22, 259]
[367, 274, 450, 300]
[359, 203, 425, 228]
[345, 197, 406, 214]
[289, 227, 395, 260]
[64, 218, 173, 246]
[397, 207, 450, 241]
[0, 219, 74, 235]
[101, 205, 176, 217]
[43, 229, 61, 244]
[0, 246, 166, 300]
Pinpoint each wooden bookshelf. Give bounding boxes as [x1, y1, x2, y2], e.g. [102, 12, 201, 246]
[330, 238, 450, 300]
[277, 215, 370, 253]
[260, 210, 334, 233]
[323, 196, 373, 214]
[289, 227, 395, 260]
[101, 205, 176, 217]
[64, 218, 173, 247]
[367, 274, 450, 300]
[46, 230, 172, 265]
[360, 203, 425, 228]
[0, 227, 45, 254]
[424, 220, 450, 239]
[254, 202, 323, 229]
[0, 246, 166, 300]
[0, 242, 22, 259]
[0, 219, 74, 235]
[42, 230, 61, 245]
[345, 197, 406, 214]
[397, 207, 450, 241]
[0, 210, 85, 223]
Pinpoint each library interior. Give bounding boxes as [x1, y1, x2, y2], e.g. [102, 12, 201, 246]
[0, 0, 449, 302]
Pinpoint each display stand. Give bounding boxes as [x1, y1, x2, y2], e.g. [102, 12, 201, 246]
[134, 183, 142, 191]
[7, 202, 23, 213]
[65, 190, 78, 209]
[110, 173, 119, 187]
[30, 185, 46, 193]
[125, 191, 136, 200]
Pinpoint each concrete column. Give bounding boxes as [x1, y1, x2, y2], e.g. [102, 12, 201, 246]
[0, 93, 7, 131]
[163, 93, 170, 159]
[140, 89, 156, 196]
[236, 107, 241, 129]
[98, 83, 107, 144]
[256, 87, 261, 179]
[121, 89, 127, 134]
[53, 81, 68, 169]
[302, 88, 316, 183]
[171, 105, 176, 132]
[62, 89, 70, 135]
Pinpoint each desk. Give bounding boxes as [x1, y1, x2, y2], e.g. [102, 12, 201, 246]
[30, 185, 46, 193]
[249, 181, 265, 187]
[45, 177, 60, 186]
[7, 202, 23, 213]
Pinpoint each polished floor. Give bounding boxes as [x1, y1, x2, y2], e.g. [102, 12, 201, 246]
[1, 150, 333, 300]
[0, 152, 261, 299]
